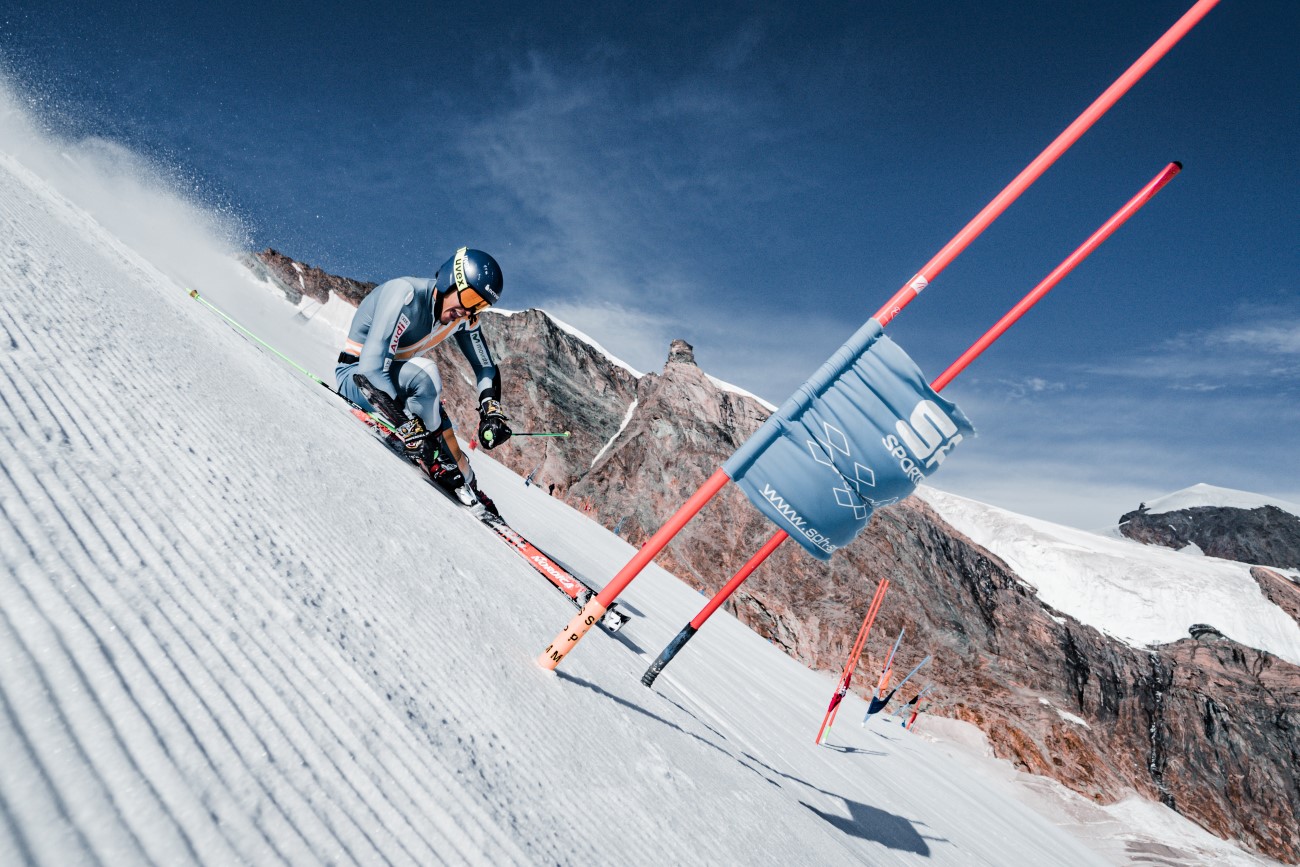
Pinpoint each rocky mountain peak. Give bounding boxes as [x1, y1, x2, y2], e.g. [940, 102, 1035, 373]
[667, 338, 697, 367]
[437, 304, 1300, 863]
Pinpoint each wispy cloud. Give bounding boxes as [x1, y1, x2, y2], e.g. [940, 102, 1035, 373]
[444, 40, 842, 401]
[934, 363, 1300, 528]
[1205, 322, 1300, 355]
[933, 307, 1300, 525]
[1081, 306, 1300, 391]
[995, 376, 1067, 399]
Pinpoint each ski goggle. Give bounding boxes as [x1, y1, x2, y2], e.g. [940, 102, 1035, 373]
[451, 246, 494, 313]
[456, 285, 493, 314]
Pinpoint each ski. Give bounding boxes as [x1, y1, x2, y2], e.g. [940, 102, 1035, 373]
[344, 380, 629, 633]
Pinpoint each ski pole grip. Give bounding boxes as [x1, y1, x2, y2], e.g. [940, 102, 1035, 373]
[537, 598, 609, 670]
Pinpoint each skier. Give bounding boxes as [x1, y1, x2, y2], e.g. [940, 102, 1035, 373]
[336, 247, 513, 513]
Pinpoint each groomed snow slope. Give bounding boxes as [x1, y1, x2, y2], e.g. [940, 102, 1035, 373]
[0, 122, 1282, 864]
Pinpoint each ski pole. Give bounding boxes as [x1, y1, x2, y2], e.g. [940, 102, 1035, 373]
[863, 654, 931, 724]
[893, 684, 935, 719]
[539, 1, 1216, 673]
[639, 532, 786, 687]
[511, 431, 572, 438]
[186, 289, 327, 386]
[864, 655, 931, 723]
[930, 161, 1183, 390]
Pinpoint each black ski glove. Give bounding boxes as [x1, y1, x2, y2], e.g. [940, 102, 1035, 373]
[477, 398, 512, 450]
[395, 416, 432, 457]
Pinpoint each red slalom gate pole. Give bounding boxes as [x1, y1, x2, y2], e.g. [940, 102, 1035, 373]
[931, 161, 1182, 391]
[538, 469, 730, 669]
[639, 160, 1183, 686]
[872, 0, 1218, 329]
[640, 531, 789, 687]
[816, 579, 890, 743]
[537, 1, 1216, 672]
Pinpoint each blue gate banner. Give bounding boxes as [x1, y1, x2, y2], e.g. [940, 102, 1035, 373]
[723, 319, 974, 560]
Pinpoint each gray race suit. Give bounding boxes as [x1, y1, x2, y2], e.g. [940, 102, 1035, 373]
[334, 276, 500, 438]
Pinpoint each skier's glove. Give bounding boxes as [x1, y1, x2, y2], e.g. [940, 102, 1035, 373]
[395, 416, 432, 457]
[477, 399, 512, 450]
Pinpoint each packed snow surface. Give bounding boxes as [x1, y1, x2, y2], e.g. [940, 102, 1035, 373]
[0, 82, 1283, 865]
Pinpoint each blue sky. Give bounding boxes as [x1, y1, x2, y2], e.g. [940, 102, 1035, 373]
[2, 0, 1296, 527]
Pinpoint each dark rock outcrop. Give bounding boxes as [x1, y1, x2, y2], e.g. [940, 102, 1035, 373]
[667, 338, 696, 365]
[1120, 503, 1300, 569]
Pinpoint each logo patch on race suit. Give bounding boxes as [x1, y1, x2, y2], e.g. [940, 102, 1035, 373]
[389, 314, 410, 354]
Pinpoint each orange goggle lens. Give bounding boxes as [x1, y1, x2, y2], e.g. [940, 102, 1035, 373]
[458, 286, 492, 313]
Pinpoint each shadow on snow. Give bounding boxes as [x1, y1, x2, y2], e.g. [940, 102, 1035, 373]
[801, 798, 939, 856]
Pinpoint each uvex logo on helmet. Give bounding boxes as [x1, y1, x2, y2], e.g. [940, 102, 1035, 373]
[438, 247, 503, 309]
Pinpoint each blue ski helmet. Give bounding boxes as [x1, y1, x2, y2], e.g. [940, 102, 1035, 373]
[435, 247, 503, 312]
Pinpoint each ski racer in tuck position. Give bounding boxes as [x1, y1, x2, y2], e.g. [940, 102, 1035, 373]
[335, 247, 513, 513]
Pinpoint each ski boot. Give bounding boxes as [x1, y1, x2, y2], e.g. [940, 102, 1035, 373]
[469, 481, 502, 519]
[425, 453, 467, 496]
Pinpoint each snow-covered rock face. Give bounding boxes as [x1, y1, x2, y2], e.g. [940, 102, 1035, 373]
[1142, 482, 1300, 517]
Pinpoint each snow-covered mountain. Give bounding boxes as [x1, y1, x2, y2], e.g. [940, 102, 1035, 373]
[1138, 483, 1300, 517]
[2, 83, 1296, 864]
[922, 487, 1300, 659]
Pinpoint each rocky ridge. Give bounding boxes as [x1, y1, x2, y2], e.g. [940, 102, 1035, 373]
[246, 248, 375, 306]
[1120, 502, 1300, 570]
[277, 256, 1300, 862]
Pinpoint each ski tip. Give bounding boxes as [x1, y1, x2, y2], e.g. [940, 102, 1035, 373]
[1172, 160, 1184, 170]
